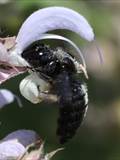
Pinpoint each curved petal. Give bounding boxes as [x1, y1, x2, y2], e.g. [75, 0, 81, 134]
[3, 130, 39, 147]
[40, 34, 86, 67]
[0, 141, 25, 160]
[16, 7, 94, 52]
[0, 130, 39, 160]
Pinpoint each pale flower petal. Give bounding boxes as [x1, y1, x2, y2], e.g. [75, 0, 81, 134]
[0, 65, 27, 85]
[0, 89, 14, 108]
[0, 130, 39, 160]
[0, 43, 9, 62]
[16, 7, 94, 52]
[0, 89, 23, 108]
[0, 38, 27, 84]
[19, 72, 50, 104]
[0, 140, 25, 160]
[3, 130, 39, 147]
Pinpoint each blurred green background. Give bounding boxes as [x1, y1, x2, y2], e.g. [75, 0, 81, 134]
[1, 0, 120, 160]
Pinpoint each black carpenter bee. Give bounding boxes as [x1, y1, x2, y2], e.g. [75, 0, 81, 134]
[21, 42, 88, 144]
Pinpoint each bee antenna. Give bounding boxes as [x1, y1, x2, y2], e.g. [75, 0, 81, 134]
[93, 38, 104, 64]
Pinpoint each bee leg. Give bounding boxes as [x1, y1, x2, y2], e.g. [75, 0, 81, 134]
[38, 92, 58, 103]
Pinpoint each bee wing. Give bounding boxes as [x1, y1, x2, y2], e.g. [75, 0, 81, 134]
[16, 7, 94, 52]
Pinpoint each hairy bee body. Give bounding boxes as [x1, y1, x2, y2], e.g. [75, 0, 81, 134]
[22, 42, 88, 144]
[54, 71, 88, 144]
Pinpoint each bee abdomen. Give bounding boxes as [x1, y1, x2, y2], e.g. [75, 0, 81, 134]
[57, 104, 87, 144]
[55, 72, 88, 144]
